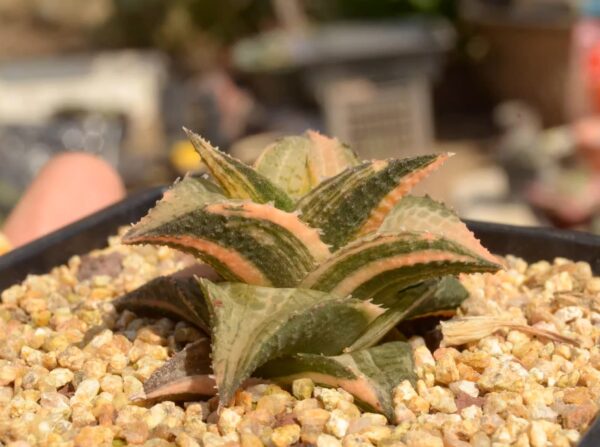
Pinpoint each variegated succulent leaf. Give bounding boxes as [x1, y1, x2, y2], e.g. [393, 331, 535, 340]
[347, 281, 440, 351]
[124, 174, 225, 239]
[256, 341, 415, 421]
[347, 276, 469, 350]
[406, 275, 468, 320]
[124, 185, 331, 287]
[143, 338, 214, 401]
[198, 279, 383, 405]
[254, 132, 359, 200]
[184, 128, 295, 211]
[305, 130, 360, 185]
[296, 154, 449, 251]
[112, 264, 215, 334]
[379, 195, 499, 264]
[254, 136, 313, 199]
[301, 232, 501, 303]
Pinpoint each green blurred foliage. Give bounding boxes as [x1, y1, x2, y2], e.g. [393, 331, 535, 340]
[99, 0, 273, 48]
[99, 0, 455, 49]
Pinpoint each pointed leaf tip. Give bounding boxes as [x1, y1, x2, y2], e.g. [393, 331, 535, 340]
[378, 195, 501, 266]
[112, 265, 213, 333]
[198, 280, 382, 405]
[143, 339, 215, 402]
[185, 128, 295, 211]
[302, 231, 501, 303]
[258, 341, 415, 421]
[254, 131, 359, 199]
[297, 153, 449, 251]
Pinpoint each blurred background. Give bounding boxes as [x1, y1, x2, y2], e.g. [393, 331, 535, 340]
[2, 0, 600, 235]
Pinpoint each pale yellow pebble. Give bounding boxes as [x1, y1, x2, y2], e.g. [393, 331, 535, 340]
[72, 425, 114, 447]
[70, 402, 96, 427]
[393, 402, 416, 423]
[292, 378, 315, 400]
[326, 409, 351, 438]
[241, 432, 264, 447]
[20, 346, 43, 366]
[296, 407, 330, 443]
[337, 400, 361, 419]
[71, 378, 100, 404]
[341, 434, 375, 447]
[427, 386, 457, 413]
[405, 430, 443, 447]
[271, 424, 301, 447]
[123, 375, 144, 398]
[529, 421, 547, 447]
[46, 368, 74, 389]
[316, 387, 353, 410]
[318, 433, 343, 447]
[176, 432, 201, 447]
[470, 431, 491, 447]
[448, 380, 479, 398]
[100, 374, 123, 394]
[218, 407, 243, 434]
[361, 425, 392, 444]
[203, 432, 227, 447]
[256, 393, 293, 415]
[393, 380, 418, 403]
[434, 352, 459, 384]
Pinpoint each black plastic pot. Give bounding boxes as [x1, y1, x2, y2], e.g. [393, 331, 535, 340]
[0, 186, 599, 444]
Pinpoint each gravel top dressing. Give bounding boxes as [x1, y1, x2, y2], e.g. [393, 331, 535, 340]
[0, 228, 599, 447]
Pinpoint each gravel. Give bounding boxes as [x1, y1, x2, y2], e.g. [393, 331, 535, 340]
[0, 229, 599, 446]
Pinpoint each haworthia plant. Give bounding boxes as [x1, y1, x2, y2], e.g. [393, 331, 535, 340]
[120, 129, 502, 418]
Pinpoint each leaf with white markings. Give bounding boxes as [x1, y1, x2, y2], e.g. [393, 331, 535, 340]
[348, 281, 439, 351]
[305, 130, 359, 185]
[199, 279, 383, 405]
[348, 277, 469, 351]
[124, 189, 330, 287]
[143, 338, 214, 401]
[379, 195, 499, 264]
[254, 136, 313, 199]
[254, 132, 359, 200]
[113, 265, 215, 333]
[302, 232, 501, 302]
[257, 342, 415, 421]
[185, 128, 295, 210]
[296, 154, 449, 251]
[407, 276, 468, 319]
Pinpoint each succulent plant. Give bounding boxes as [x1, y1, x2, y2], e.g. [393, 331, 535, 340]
[116, 129, 501, 421]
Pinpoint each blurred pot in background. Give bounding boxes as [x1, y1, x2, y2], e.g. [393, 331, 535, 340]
[461, 0, 574, 126]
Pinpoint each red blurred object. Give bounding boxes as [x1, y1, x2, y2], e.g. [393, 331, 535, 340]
[573, 116, 600, 171]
